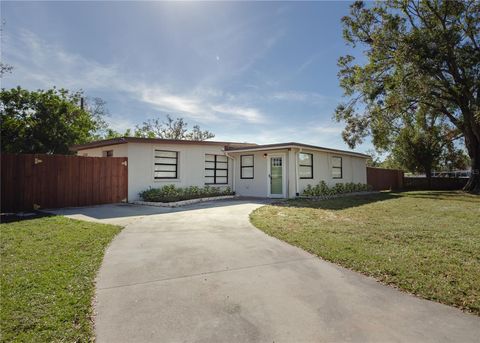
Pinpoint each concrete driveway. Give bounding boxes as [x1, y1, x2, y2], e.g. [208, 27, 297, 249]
[51, 199, 480, 342]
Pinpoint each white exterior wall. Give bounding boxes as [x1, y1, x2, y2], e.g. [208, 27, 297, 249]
[78, 142, 232, 201]
[297, 149, 367, 195]
[77, 143, 367, 200]
[230, 151, 268, 197]
[232, 148, 367, 197]
[231, 149, 293, 198]
[288, 149, 297, 198]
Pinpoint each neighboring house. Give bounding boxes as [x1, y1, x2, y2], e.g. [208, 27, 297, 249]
[72, 137, 368, 201]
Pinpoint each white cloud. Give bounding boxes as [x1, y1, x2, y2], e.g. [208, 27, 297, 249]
[189, 9, 286, 84]
[294, 52, 323, 76]
[106, 116, 137, 133]
[214, 120, 347, 146]
[134, 85, 266, 123]
[3, 30, 267, 125]
[271, 91, 309, 102]
[270, 91, 331, 104]
[214, 125, 344, 147]
[5, 30, 120, 91]
[138, 87, 216, 122]
[310, 126, 343, 134]
[211, 104, 264, 123]
[132, 83, 266, 123]
[4, 30, 354, 148]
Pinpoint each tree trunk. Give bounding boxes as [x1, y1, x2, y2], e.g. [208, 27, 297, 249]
[463, 129, 480, 194]
[425, 167, 433, 189]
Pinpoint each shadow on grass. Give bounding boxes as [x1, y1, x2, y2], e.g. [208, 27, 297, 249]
[274, 192, 402, 211]
[273, 190, 478, 211]
[0, 211, 55, 224]
[41, 198, 273, 221]
[400, 190, 479, 203]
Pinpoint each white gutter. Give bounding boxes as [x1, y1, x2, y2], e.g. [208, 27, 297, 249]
[224, 151, 235, 193]
[226, 145, 368, 159]
[296, 148, 301, 197]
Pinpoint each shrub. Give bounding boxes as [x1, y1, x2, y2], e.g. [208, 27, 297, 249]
[139, 185, 234, 203]
[334, 183, 345, 194]
[301, 181, 372, 197]
[303, 184, 313, 196]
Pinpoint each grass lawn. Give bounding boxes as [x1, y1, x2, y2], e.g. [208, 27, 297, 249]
[0, 216, 122, 342]
[250, 191, 480, 315]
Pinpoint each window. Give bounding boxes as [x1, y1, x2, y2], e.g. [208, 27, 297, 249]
[154, 150, 178, 179]
[240, 155, 254, 179]
[332, 156, 342, 179]
[205, 154, 228, 184]
[299, 153, 313, 179]
[102, 150, 113, 157]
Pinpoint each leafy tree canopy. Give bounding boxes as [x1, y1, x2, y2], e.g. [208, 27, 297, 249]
[1, 87, 216, 155]
[336, 0, 480, 192]
[133, 115, 215, 140]
[392, 111, 466, 177]
[1, 87, 105, 154]
[393, 116, 446, 177]
[0, 62, 13, 78]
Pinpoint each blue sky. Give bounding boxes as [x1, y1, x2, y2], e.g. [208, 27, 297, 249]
[1, 1, 371, 152]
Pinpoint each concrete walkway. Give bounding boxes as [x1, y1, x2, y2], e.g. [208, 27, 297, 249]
[51, 199, 479, 342]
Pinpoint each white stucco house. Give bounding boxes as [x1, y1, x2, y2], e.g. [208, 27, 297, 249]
[72, 137, 369, 201]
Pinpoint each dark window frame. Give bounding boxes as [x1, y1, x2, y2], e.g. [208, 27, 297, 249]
[205, 154, 229, 185]
[103, 150, 113, 157]
[299, 152, 313, 179]
[240, 154, 254, 179]
[154, 150, 179, 179]
[332, 156, 343, 179]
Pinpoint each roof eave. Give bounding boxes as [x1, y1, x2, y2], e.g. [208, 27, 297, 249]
[70, 137, 257, 152]
[225, 144, 369, 159]
[70, 138, 129, 151]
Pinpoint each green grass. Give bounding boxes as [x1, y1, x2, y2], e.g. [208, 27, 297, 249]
[250, 191, 480, 315]
[0, 216, 122, 342]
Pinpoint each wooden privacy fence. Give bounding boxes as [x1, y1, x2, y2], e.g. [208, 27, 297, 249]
[404, 177, 468, 190]
[1, 154, 128, 212]
[367, 167, 404, 191]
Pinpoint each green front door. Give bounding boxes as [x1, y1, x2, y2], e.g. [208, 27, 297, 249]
[270, 157, 283, 195]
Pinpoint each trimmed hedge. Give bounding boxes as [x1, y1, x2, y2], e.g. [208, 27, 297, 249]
[302, 181, 372, 197]
[139, 185, 234, 203]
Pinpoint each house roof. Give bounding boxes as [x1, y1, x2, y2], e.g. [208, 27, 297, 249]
[71, 138, 368, 158]
[70, 137, 257, 151]
[225, 142, 369, 158]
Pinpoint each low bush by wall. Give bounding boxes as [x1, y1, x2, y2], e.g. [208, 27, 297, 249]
[298, 191, 378, 201]
[302, 181, 372, 197]
[404, 177, 468, 190]
[139, 185, 234, 203]
[134, 195, 235, 208]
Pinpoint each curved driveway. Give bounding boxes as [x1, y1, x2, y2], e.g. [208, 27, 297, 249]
[55, 199, 479, 342]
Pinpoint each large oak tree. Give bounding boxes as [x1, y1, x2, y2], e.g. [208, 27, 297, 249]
[335, 0, 480, 193]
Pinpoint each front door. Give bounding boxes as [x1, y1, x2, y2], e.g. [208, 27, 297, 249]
[268, 156, 285, 198]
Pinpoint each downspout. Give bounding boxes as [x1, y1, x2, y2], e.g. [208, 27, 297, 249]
[296, 148, 301, 197]
[224, 151, 235, 194]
